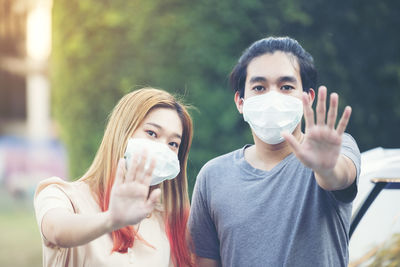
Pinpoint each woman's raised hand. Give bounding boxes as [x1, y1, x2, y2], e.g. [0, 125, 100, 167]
[108, 152, 161, 231]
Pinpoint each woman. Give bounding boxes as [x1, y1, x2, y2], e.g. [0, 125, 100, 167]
[34, 88, 195, 267]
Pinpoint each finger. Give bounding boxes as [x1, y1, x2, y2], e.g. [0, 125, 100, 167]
[336, 106, 352, 135]
[142, 157, 156, 186]
[316, 86, 327, 125]
[126, 153, 140, 182]
[281, 131, 302, 155]
[135, 150, 149, 183]
[114, 158, 126, 185]
[302, 92, 315, 130]
[326, 93, 338, 129]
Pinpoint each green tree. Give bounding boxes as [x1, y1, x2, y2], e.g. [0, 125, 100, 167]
[52, 0, 400, 197]
[52, 0, 310, 192]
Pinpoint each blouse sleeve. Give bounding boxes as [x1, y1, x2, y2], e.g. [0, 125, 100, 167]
[34, 178, 75, 247]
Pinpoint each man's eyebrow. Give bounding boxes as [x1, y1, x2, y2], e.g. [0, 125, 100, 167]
[278, 76, 297, 83]
[144, 122, 182, 139]
[249, 76, 267, 84]
[249, 76, 298, 84]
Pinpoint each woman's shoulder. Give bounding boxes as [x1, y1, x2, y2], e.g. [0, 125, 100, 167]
[35, 177, 73, 197]
[34, 177, 91, 204]
[34, 177, 99, 215]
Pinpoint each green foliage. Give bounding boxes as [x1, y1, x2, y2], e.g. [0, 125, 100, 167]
[52, 0, 400, 196]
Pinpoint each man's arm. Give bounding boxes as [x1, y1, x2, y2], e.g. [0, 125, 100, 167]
[283, 86, 357, 191]
[313, 154, 356, 191]
[189, 166, 222, 266]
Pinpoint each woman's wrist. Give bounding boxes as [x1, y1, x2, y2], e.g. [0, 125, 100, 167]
[102, 210, 118, 233]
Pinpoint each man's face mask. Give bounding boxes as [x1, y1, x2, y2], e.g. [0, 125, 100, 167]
[124, 138, 180, 185]
[242, 91, 303, 145]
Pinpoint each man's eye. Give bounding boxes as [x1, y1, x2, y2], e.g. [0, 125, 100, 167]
[281, 85, 294, 90]
[146, 130, 157, 138]
[252, 86, 265, 92]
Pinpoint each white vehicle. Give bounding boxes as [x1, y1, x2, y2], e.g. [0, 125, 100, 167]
[349, 147, 400, 266]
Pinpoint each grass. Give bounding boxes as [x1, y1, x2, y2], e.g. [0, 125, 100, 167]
[0, 190, 42, 267]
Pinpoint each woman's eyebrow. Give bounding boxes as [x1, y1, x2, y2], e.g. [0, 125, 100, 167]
[144, 122, 182, 139]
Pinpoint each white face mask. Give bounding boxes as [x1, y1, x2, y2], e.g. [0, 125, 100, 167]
[242, 91, 303, 144]
[124, 138, 180, 185]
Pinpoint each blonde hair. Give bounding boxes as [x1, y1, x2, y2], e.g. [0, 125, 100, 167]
[81, 87, 194, 266]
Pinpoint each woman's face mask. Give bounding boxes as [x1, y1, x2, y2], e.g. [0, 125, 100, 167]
[124, 138, 180, 185]
[242, 91, 303, 144]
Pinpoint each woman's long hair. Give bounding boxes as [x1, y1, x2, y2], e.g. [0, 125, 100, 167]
[81, 88, 194, 266]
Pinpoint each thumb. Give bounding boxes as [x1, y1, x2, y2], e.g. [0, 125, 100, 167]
[281, 131, 301, 154]
[146, 188, 161, 208]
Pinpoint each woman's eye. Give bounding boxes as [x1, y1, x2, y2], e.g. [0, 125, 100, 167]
[252, 85, 265, 92]
[281, 85, 294, 90]
[146, 130, 157, 138]
[169, 142, 179, 149]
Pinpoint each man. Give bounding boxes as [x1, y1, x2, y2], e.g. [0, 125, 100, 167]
[188, 36, 361, 267]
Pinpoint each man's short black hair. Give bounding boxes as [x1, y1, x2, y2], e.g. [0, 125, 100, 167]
[229, 36, 317, 98]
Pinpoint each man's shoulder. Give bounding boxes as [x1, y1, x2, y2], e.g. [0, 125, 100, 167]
[342, 132, 357, 144]
[204, 148, 242, 168]
[196, 147, 244, 180]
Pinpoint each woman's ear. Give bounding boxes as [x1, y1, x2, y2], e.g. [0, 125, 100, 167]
[234, 92, 244, 114]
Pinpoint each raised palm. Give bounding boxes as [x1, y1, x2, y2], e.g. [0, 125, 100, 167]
[283, 86, 352, 174]
[108, 153, 160, 230]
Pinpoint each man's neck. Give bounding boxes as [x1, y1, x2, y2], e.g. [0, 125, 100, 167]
[245, 129, 303, 171]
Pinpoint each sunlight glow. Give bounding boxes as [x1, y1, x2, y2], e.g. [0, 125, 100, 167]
[26, 6, 51, 61]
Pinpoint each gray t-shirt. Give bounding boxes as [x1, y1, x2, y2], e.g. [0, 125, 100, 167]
[189, 133, 361, 267]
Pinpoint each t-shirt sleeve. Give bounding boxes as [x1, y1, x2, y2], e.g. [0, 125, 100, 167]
[34, 183, 75, 246]
[188, 168, 220, 260]
[341, 133, 361, 179]
[332, 133, 361, 202]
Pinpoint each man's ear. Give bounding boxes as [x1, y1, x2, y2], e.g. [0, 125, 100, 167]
[308, 88, 315, 104]
[234, 91, 244, 114]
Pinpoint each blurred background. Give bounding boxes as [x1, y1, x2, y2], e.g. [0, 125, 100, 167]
[1, 0, 399, 266]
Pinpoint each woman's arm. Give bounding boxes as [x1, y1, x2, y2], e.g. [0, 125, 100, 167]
[41, 208, 113, 248]
[41, 156, 161, 248]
